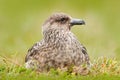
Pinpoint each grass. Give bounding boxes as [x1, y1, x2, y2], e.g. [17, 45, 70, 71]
[0, 56, 120, 80]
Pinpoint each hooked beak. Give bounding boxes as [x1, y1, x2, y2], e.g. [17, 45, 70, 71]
[70, 18, 85, 26]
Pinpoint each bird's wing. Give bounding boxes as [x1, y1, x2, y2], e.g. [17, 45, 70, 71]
[25, 40, 44, 62]
[81, 44, 90, 65]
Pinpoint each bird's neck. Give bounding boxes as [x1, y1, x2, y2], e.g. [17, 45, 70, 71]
[43, 28, 71, 45]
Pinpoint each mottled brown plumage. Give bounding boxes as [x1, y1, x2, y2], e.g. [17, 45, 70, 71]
[25, 13, 90, 73]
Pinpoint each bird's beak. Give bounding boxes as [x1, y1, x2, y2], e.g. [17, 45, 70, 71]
[70, 18, 85, 26]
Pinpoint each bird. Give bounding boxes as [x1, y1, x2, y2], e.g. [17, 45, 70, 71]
[25, 13, 90, 73]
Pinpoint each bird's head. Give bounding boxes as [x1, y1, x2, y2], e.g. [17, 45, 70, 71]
[42, 13, 85, 33]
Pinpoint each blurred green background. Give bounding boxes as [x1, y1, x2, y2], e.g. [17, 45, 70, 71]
[0, 0, 120, 64]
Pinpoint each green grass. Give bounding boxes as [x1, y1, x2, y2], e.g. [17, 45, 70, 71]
[0, 56, 120, 80]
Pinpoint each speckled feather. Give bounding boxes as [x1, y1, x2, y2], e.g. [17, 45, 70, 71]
[25, 13, 90, 72]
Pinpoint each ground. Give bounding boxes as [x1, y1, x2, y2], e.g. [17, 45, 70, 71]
[0, 56, 120, 80]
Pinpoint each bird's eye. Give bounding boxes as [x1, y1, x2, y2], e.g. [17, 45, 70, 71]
[61, 18, 66, 22]
[55, 17, 67, 23]
[60, 18, 67, 24]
